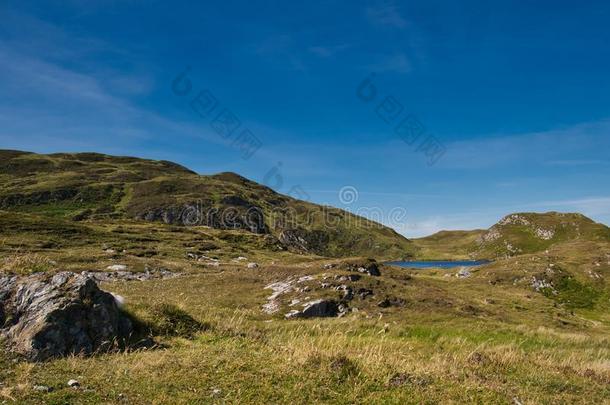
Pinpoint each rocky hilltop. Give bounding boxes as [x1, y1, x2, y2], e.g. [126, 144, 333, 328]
[473, 212, 610, 259]
[413, 212, 610, 259]
[0, 150, 415, 259]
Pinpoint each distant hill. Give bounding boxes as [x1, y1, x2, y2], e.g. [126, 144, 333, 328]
[472, 212, 610, 259]
[413, 212, 610, 260]
[412, 230, 485, 260]
[0, 150, 416, 259]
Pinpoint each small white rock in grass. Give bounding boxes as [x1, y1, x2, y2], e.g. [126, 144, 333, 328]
[67, 379, 80, 388]
[456, 268, 471, 278]
[247, 262, 259, 269]
[106, 264, 128, 271]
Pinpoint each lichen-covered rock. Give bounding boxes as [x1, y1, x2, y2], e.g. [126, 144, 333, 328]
[0, 272, 133, 361]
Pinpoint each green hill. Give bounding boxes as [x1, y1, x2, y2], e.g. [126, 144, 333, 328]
[412, 212, 610, 260]
[472, 212, 610, 259]
[0, 150, 415, 259]
[412, 230, 486, 259]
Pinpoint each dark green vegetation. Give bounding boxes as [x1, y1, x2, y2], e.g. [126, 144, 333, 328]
[1, 150, 609, 403]
[0, 150, 415, 259]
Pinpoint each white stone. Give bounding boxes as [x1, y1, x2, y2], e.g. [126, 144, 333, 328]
[106, 264, 127, 272]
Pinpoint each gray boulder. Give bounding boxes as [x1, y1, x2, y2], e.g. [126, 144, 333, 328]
[284, 299, 344, 319]
[0, 272, 133, 361]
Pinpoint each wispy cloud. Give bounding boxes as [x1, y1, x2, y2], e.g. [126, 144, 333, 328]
[439, 119, 610, 169]
[365, 1, 408, 29]
[0, 13, 234, 156]
[528, 197, 610, 217]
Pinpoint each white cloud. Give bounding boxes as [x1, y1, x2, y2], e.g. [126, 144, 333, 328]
[528, 197, 610, 217]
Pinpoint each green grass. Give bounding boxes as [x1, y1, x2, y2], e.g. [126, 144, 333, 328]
[2, 241, 610, 403]
[0, 149, 417, 259]
[1, 150, 610, 403]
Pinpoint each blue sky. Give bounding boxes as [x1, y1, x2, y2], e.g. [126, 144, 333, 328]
[1, 0, 609, 237]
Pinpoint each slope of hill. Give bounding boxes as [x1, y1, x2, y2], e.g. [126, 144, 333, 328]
[413, 212, 610, 260]
[472, 212, 610, 259]
[0, 150, 415, 259]
[412, 230, 486, 259]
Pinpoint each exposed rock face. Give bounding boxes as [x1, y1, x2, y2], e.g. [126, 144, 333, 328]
[0, 272, 132, 361]
[278, 228, 330, 253]
[134, 202, 268, 234]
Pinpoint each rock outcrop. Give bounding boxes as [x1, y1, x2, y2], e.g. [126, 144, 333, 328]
[0, 272, 133, 361]
[284, 299, 344, 319]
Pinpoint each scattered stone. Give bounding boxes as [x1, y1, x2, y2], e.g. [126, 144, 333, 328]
[247, 262, 259, 269]
[335, 274, 361, 282]
[262, 300, 280, 314]
[356, 288, 374, 300]
[377, 296, 406, 308]
[236, 256, 247, 261]
[33, 385, 52, 393]
[456, 268, 471, 278]
[531, 277, 554, 292]
[334, 285, 353, 300]
[211, 388, 222, 397]
[284, 310, 301, 319]
[323, 263, 336, 270]
[0, 272, 133, 361]
[67, 379, 80, 388]
[342, 259, 381, 276]
[106, 264, 128, 271]
[356, 263, 380, 276]
[82, 267, 178, 282]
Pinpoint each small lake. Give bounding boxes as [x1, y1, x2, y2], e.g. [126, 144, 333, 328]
[386, 260, 490, 269]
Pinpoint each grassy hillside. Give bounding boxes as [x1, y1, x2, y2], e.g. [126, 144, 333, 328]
[2, 151, 610, 403]
[472, 212, 610, 259]
[412, 230, 485, 260]
[0, 150, 415, 260]
[413, 212, 610, 260]
[1, 240, 609, 403]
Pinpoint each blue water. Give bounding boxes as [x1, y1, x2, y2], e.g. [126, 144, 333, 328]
[386, 260, 490, 269]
